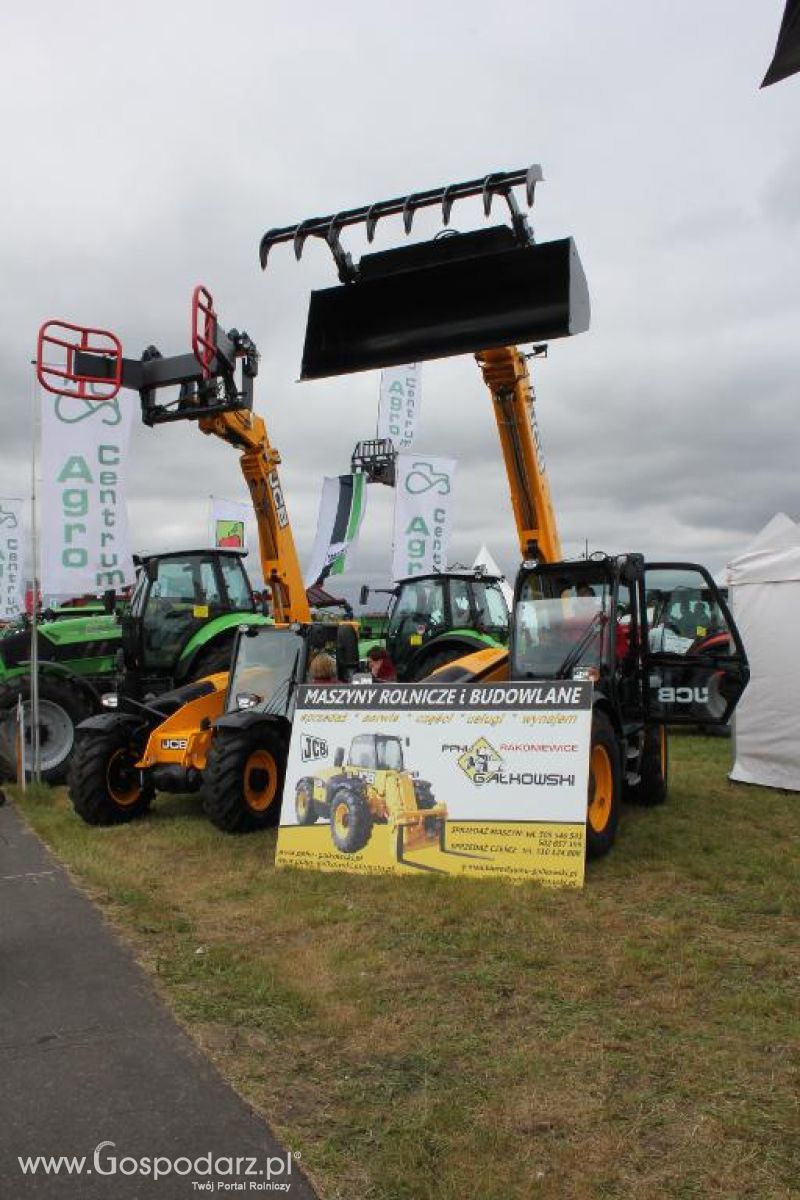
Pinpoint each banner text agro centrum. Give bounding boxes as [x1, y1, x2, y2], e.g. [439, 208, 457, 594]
[40, 394, 136, 595]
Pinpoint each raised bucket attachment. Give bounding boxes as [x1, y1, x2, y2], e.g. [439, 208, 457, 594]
[259, 166, 591, 379]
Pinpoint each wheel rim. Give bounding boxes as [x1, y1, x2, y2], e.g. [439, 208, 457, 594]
[22, 699, 74, 773]
[296, 786, 311, 821]
[244, 749, 278, 813]
[333, 800, 350, 837]
[588, 744, 613, 833]
[106, 748, 142, 808]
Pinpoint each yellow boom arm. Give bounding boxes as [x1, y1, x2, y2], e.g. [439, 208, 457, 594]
[477, 346, 562, 565]
[199, 408, 310, 625]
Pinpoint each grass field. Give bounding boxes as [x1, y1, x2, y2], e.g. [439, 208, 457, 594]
[12, 735, 800, 1199]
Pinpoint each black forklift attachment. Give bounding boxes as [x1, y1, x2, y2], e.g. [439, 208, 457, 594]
[259, 166, 590, 379]
[37, 287, 258, 426]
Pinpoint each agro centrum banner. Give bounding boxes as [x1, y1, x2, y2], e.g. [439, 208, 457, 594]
[392, 454, 456, 580]
[0, 497, 24, 620]
[277, 680, 591, 887]
[209, 495, 250, 550]
[40, 391, 136, 596]
[377, 363, 422, 450]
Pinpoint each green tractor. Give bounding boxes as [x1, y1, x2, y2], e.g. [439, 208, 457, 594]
[0, 547, 269, 784]
[360, 569, 510, 681]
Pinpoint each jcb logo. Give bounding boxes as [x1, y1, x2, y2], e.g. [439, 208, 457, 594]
[658, 686, 709, 705]
[300, 735, 328, 763]
[268, 470, 289, 529]
[161, 738, 188, 750]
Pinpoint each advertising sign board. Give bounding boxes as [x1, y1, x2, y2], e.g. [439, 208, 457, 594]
[277, 680, 591, 887]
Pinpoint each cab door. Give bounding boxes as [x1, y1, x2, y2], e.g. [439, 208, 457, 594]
[642, 564, 749, 726]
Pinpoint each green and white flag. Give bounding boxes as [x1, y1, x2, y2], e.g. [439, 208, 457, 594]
[392, 454, 456, 580]
[40, 392, 136, 595]
[0, 497, 24, 620]
[377, 363, 422, 450]
[306, 474, 368, 587]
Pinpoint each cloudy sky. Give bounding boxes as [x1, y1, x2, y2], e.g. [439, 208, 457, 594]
[1, 1, 796, 598]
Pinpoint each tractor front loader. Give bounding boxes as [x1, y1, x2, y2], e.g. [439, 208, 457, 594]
[295, 732, 447, 861]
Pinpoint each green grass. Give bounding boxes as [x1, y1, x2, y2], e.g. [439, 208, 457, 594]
[11, 736, 800, 1200]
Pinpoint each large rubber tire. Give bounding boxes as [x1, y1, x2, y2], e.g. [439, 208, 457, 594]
[184, 638, 234, 681]
[407, 645, 473, 681]
[585, 710, 621, 860]
[295, 777, 319, 825]
[0, 675, 96, 785]
[624, 725, 669, 807]
[329, 783, 373, 854]
[413, 779, 440, 835]
[68, 718, 153, 826]
[202, 725, 286, 833]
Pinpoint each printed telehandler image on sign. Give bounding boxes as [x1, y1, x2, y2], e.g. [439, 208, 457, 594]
[276, 680, 592, 887]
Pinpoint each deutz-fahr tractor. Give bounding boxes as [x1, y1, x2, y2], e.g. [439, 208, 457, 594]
[295, 731, 447, 859]
[0, 547, 267, 784]
[68, 621, 359, 832]
[360, 569, 510, 681]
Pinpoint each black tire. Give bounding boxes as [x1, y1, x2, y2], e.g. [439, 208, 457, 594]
[184, 638, 234, 681]
[202, 724, 286, 833]
[413, 779, 439, 834]
[625, 725, 669, 807]
[586, 710, 621, 860]
[407, 645, 473, 681]
[295, 778, 319, 825]
[68, 717, 153, 826]
[329, 783, 373, 854]
[0, 675, 96, 785]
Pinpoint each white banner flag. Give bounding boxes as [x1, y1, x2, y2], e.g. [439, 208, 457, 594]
[40, 392, 136, 595]
[377, 363, 422, 450]
[0, 497, 24, 620]
[209, 496, 250, 551]
[392, 454, 456, 581]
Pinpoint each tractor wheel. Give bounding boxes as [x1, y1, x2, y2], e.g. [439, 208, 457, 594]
[68, 719, 153, 826]
[329, 784, 372, 854]
[295, 778, 319, 825]
[202, 725, 286, 833]
[585, 711, 621, 859]
[186, 639, 234, 681]
[0, 676, 95, 786]
[413, 779, 439, 834]
[624, 725, 669, 807]
[408, 646, 470, 681]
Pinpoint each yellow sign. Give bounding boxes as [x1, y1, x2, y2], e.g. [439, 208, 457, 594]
[276, 681, 592, 887]
[193, 605, 209, 619]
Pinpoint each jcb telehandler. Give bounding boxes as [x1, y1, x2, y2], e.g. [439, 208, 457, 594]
[295, 731, 446, 859]
[256, 164, 750, 858]
[54, 289, 369, 832]
[0, 546, 267, 784]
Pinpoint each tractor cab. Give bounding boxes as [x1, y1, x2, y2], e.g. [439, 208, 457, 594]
[511, 555, 748, 728]
[122, 549, 261, 691]
[384, 571, 510, 681]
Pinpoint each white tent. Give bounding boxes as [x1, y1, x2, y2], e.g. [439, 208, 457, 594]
[727, 513, 800, 791]
[472, 545, 514, 607]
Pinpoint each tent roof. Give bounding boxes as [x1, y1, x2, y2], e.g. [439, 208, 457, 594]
[727, 514, 800, 584]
